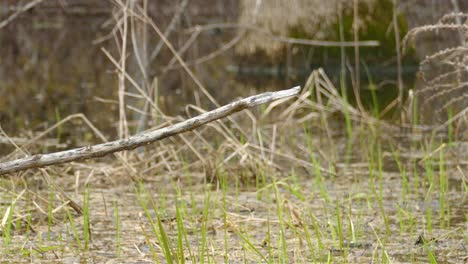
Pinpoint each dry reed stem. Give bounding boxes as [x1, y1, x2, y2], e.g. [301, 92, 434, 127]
[438, 12, 468, 24]
[185, 23, 380, 48]
[392, 0, 404, 113]
[2, 114, 107, 162]
[101, 48, 168, 119]
[403, 24, 468, 51]
[236, 0, 379, 56]
[115, 0, 129, 142]
[148, 0, 189, 64]
[402, 11, 467, 124]
[0, 0, 44, 29]
[353, 0, 365, 114]
[115, 0, 220, 108]
[163, 30, 247, 71]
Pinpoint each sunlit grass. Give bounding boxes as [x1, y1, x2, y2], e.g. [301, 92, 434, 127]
[47, 184, 55, 241]
[0, 71, 465, 263]
[113, 200, 121, 257]
[83, 186, 91, 250]
[1, 125, 464, 263]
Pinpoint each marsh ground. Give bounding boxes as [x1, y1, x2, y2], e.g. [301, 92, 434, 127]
[1, 88, 466, 263]
[0, 1, 466, 263]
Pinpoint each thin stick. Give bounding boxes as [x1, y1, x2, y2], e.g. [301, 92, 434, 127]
[353, 0, 365, 113]
[0, 0, 44, 29]
[0, 87, 301, 176]
[118, 1, 220, 107]
[184, 23, 380, 47]
[392, 0, 404, 115]
[117, 0, 130, 140]
[148, 0, 189, 64]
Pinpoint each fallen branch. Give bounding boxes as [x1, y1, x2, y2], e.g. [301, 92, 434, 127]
[0, 86, 301, 176]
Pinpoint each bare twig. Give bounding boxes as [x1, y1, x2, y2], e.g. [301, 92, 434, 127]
[148, 0, 189, 64]
[0, 0, 44, 29]
[392, 0, 404, 115]
[353, 0, 365, 113]
[184, 23, 380, 47]
[116, 0, 129, 140]
[0, 87, 301, 176]
[163, 30, 246, 71]
[119, 0, 220, 107]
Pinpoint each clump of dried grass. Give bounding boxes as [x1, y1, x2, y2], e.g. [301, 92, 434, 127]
[236, 0, 377, 56]
[403, 12, 467, 126]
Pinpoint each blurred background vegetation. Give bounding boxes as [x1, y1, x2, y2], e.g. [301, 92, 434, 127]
[0, 0, 466, 144]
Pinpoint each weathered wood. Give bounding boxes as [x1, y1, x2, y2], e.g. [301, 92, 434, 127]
[0, 86, 301, 176]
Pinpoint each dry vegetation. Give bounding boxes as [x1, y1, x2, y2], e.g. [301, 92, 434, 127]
[0, 1, 467, 263]
[236, 0, 378, 56]
[404, 12, 468, 125]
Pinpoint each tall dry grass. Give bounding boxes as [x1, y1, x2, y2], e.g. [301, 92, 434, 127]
[236, 0, 377, 56]
[404, 12, 467, 129]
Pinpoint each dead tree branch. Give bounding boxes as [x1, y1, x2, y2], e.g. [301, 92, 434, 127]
[0, 86, 301, 176]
